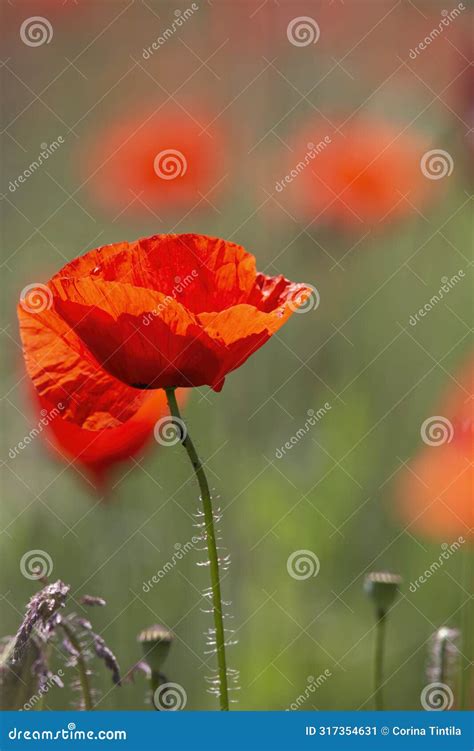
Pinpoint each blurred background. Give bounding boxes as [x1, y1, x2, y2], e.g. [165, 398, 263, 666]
[1, 0, 473, 711]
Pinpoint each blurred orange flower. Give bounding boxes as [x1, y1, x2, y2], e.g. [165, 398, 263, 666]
[35, 389, 187, 493]
[396, 359, 473, 540]
[82, 108, 226, 216]
[287, 118, 435, 228]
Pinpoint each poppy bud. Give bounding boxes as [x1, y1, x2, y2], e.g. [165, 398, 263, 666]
[364, 572, 402, 614]
[137, 625, 173, 675]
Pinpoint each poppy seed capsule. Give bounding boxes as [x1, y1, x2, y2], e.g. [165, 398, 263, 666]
[137, 625, 173, 674]
[364, 572, 402, 613]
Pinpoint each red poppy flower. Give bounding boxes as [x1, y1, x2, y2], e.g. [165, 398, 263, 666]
[285, 119, 435, 228]
[35, 388, 187, 492]
[18, 233, 311, 428]
[396, 359, 473, 541]
[83, 109, 226, 216]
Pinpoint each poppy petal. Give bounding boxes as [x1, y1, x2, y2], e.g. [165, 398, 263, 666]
[18, 306, 148, 430]
[50, 277, 221, 389]
[39, 388, 188, 491]
[52, 234, 257, 315]
[18, 233, 312, 404]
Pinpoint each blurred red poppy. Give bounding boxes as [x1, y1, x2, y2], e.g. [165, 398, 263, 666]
[18, 290, 188, 490]
[286, 118, 435, 228]
[83, 109, 226, 216]
[18, 233, 311, 428]
[396, 359, 473, 540]
[36, 388, 187, 492]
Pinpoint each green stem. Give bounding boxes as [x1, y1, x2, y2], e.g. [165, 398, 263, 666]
[60, 622, 93, 710]
[460, 545, 473, 709]
[374, 608, 386, 711]
[439, 638, 448, 687]
[165, 388, 229, 711]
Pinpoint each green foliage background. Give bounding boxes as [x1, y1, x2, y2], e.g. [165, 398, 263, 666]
[1, 0, 472, 711]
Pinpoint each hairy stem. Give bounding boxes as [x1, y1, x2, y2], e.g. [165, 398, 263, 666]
[460, 546, 473, 709]
[60, 622, 93, 710]
[165, 388, 229, 711]
[374, 608, 386, 711]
